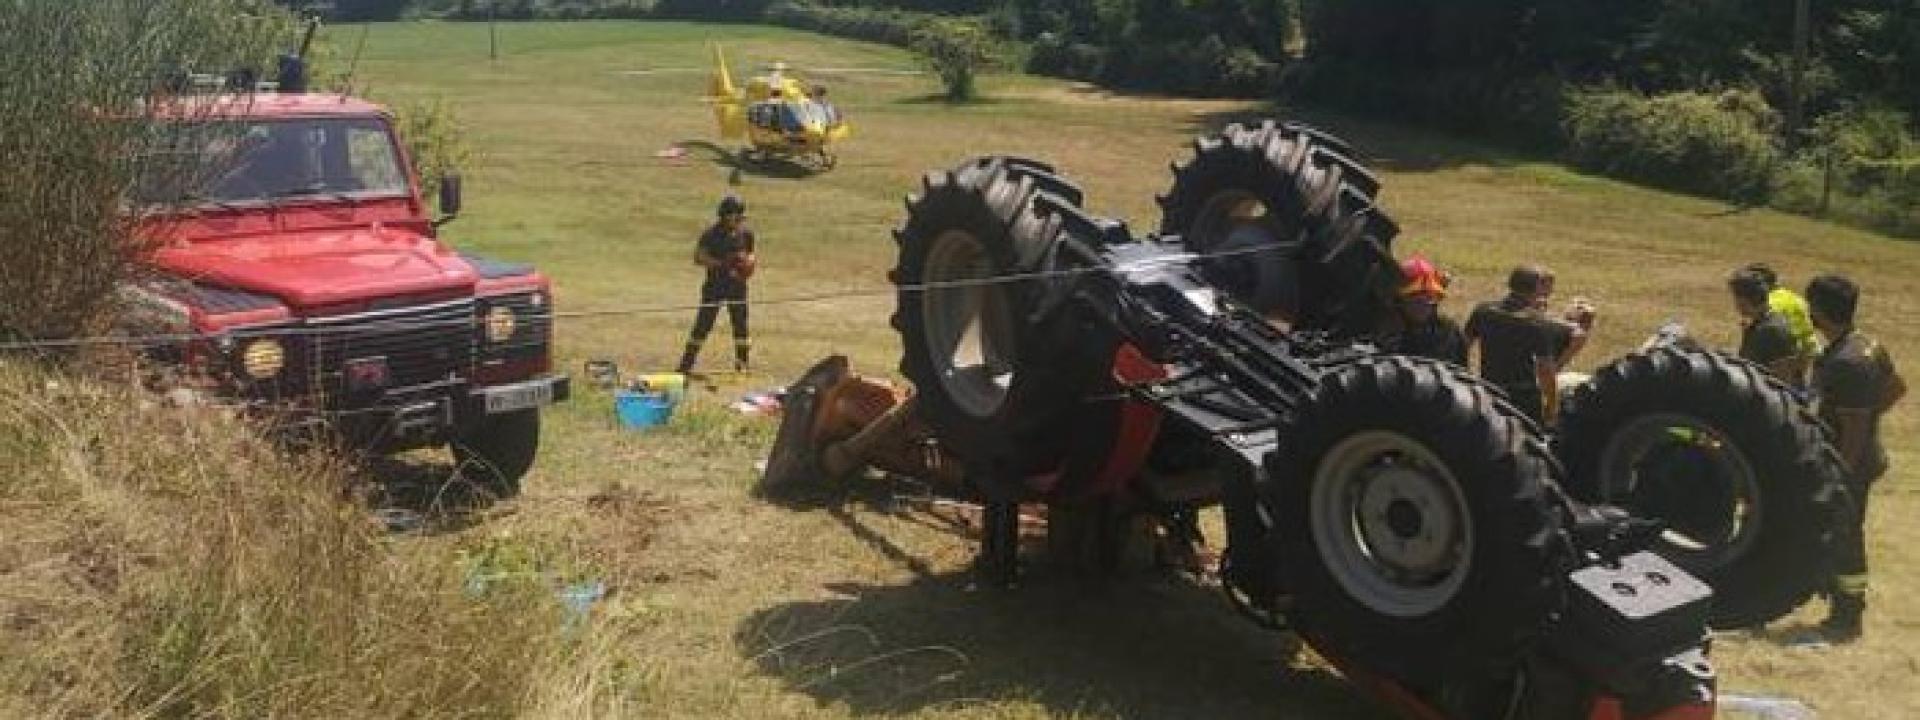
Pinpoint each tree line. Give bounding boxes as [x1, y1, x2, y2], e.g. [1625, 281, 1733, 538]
[282, 0, 1918, 237]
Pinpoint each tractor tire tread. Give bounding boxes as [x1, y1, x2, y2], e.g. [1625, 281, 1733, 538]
[1271, 354, 1569, 684]
[1555, 345, 1845, 628]
[892, 156, 1110, 497]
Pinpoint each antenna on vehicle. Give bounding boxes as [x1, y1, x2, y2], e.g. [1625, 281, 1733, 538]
[296, 15, 320, 59]
[338, 22, 371, 102]
[276, 16, 321, 93]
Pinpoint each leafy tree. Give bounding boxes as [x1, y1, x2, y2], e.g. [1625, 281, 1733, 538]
[911, 18, 1002, 100]
[0, 0, 301, 343]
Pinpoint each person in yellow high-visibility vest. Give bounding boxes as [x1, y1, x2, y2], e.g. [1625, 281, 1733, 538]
[1729, 268, 1806, 385]
[1745, 263, 1819, 376]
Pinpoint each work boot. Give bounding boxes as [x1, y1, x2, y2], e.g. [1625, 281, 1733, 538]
[734, 341, 751, 374]
[1822, 593, 1865, 643]
[676, 341, 702, 375]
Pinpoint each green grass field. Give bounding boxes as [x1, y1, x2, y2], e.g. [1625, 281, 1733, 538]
[348, 20, 1920, 718]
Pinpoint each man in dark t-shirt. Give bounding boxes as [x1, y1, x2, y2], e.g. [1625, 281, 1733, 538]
[1464, 265, 1590, 423]
[1380, 255, 1468, 365]
[1730, 268, 1805, 385]
[676, 195, 758, 374]
[1806, 274, 1906, 642]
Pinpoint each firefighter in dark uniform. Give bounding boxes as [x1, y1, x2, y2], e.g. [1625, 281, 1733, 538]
[1464, 264, 1594, 423]
[1807, 274, 1906, 641]
[676, 195, 757, 375]
[1729, 268, 1806, 385]
[1380, 254, 1467, 365]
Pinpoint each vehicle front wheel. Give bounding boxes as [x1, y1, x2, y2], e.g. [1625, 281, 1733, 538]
[452, 409, 541, 498]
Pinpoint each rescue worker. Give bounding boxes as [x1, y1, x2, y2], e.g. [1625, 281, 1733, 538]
[676, 195, 756, 375]
[1380, 255, 1467, 365]
[1728, 268, 1806, 384]
[1806, 274, 1905, 641]
[1745, 262, 1820, 359]
[1464, 264, 1594, 423]
[810, 84, 840, 127]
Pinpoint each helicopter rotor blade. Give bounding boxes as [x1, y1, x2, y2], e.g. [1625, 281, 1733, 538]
[613, 67, 705, 76]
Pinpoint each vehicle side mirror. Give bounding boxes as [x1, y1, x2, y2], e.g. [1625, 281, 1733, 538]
[434, 173, 463, 227]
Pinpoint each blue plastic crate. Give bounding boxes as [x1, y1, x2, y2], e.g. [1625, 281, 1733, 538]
[614, 390, 675, 428]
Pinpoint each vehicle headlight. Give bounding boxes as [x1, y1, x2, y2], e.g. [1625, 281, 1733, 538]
[485, 305, 518, 343]
[240, 339, 285, 379]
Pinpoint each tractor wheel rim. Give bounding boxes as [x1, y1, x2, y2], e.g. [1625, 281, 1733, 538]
[1310, 430, 1474, 618]
[1598, 413, 1762, 572]
[1192, 190, 1300, 321]
[1193, 190, 1275, 252]
[921, 229, 1018, 418]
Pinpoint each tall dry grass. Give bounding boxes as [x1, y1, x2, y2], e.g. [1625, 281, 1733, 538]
[0, 361, 614, 718]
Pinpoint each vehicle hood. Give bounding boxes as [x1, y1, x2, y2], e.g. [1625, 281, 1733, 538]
[149, 225, 476, 309]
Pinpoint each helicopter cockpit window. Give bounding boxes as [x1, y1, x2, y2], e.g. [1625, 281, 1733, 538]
[748, 103, 775, 130]
[776, 104, 802, 132]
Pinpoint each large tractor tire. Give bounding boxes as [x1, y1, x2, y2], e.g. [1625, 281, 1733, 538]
[1158, 120, 1401, 336]
[1270, 355, 1569, 685]
[1555, 346, 1846, 629]
[891, 157, 1118, 499]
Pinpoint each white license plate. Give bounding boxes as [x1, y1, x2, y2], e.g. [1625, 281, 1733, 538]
[484, 382, 553, 414]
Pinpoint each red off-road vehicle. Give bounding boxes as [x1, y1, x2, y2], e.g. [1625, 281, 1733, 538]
[119, 85, 567, 496]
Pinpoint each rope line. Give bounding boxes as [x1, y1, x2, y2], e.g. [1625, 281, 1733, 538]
[0, 241, 1283, 351]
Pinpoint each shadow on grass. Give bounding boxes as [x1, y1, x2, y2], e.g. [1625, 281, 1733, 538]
[741, 479, 1384, 719]
[735, 570, 1376, 718]
[677, 139, 823, 182]
[1698, 204, 1760, 219]
[352, 453, 509, 534]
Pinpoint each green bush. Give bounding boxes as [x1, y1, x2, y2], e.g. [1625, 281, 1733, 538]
[1027, 32, 1104, 81]
[386, 98, 474, 201]
[1771, 106, 1920, 238]
[0, 0, 300, 344]
[910, 18, 1001, 101]
[316, 0, 416, 20]
[653, 0, 772, 20]
[1562, 87, 1782, 202]
[415, 0, 656, 20]
[765, 2, 938, 47]
[1285, 63, 1565, 149]
[1027, 30, 1282, 97]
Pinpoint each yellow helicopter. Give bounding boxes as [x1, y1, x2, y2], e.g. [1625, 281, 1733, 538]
[706, 44, 851, 169]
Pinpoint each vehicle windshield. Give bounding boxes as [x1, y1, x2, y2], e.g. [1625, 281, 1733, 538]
[137, 117, 409, 207]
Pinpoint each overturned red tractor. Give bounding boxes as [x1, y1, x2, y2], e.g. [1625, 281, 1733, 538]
[762, 121, 1847, 720]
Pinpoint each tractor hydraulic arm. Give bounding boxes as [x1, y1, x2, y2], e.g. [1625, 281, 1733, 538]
[1027, 195, 1339, 472]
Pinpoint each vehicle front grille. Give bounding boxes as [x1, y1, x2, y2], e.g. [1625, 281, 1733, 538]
[307, 299, 476, 401]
